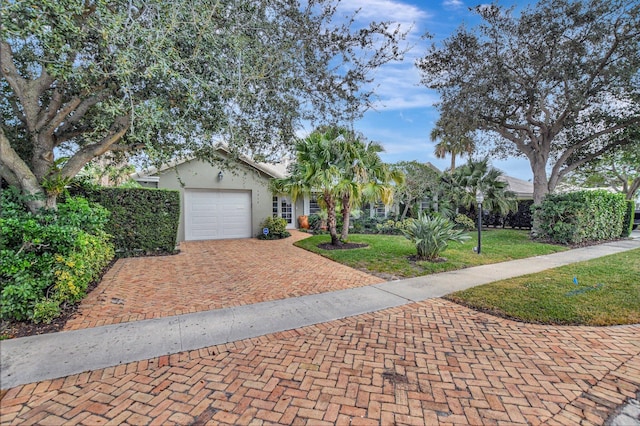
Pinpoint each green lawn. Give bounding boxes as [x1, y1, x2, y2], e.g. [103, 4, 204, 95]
[295, 229, 639, 326]
[294, 229, 568, 278]
[446, 249, 640, 326]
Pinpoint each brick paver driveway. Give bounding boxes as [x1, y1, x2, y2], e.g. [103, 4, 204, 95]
[2, 300, 639, 425]
[64, 231, 384, 330]
[2, 232, 639, 425]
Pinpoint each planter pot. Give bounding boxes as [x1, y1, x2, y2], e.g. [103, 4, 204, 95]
[298, 215, 309, 229]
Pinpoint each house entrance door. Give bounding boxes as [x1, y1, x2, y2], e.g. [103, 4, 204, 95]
[278, 196, 295, 229]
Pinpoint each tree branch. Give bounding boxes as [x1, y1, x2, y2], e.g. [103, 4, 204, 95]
[60, 114, 131, 179]
[52, 90, 110, 139]
[1, 41, 55, 131]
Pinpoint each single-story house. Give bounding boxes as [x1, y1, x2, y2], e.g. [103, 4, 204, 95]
[133, 152, 535, 241]
[497, 175, 534, 200]
[132, 149, 318, 242]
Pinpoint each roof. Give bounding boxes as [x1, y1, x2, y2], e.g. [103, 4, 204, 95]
[498, 175, 534, 199]
[131, 145, 289, 180]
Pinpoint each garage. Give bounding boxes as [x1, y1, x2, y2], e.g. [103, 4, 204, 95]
[184, 189, 252, 240]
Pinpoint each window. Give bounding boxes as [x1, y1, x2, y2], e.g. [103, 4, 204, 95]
[420, 198, 430, 212]
[309, 195, 321, 215]
[281, 199, 292, 224]
[272, 196, 278, 218]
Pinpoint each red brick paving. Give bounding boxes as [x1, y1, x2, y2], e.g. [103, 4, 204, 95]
[2, 299, 639, 425]
[2, 233, 639, 424]
[64, 231, 384, 331]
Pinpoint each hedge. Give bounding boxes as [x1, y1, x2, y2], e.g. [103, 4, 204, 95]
[460, 200, 533, 230]
[70, 186, 180, 257]
[621, 200, 635, 238]
[532, 190, 626, 244]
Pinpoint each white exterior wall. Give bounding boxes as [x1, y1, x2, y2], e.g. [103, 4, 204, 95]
[156, 159, 274, 242]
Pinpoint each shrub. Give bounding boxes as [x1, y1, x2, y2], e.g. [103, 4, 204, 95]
[0, 190, 114, 322]
[621, 200, 635, 238]
[454, 214, 476, 231]
[69, 184, 179, 257]
[505, 200, 534, 229]
[402, 213, 471, 260]
[533, 190, 626, 244]
[375, 218, 412, 235]
[258, 216, 290, 240]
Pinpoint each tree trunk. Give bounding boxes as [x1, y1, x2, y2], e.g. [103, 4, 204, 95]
[530, 158, 550, 236]
[401, 203, 410, 220]
[0, 129, 48, 212]
[324, 195, 340, 245]
[340, 194, 351, 242]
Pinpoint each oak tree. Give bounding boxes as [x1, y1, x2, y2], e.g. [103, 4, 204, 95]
[1, 0, 407, 212]
[417, 0, 640, 205]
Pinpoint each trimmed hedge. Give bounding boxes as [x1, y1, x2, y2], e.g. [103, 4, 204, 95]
[533, 190, 626, 244]
[505, 200, 534, 229]
[71, 187, 180, 257]
[621, 200, 635, 237]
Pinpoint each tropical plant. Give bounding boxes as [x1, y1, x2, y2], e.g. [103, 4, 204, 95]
[271, 127, 403, 245]
[339, 134, 404, 241]
[430, 117, 475, 172]
[402, 213, 470, 261]
[451, 158, 517, 216]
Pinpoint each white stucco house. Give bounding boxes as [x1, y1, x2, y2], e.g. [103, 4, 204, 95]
[131, 149, 320, 242]
[133, 151, 535, 242]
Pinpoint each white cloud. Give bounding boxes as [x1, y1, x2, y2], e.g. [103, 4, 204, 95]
[442, 0, 464, 10]
[339, 0, 432, 23]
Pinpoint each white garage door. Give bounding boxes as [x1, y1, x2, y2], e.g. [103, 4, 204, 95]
[185, 190, 252, 240]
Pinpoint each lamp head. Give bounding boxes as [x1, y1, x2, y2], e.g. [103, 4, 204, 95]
[475, 189, 484, 204]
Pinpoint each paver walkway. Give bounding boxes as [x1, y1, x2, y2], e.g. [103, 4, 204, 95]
[2, 299, 639, 425]
[1, 232, 639, 425]
[64, 231, 383, 330]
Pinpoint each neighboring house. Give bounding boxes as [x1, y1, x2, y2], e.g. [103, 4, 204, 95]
[132, 148, 318, 242]
[497, 175, 534, 200]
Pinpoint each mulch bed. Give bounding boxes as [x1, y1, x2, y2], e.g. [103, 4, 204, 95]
[318, 242, 369, 250]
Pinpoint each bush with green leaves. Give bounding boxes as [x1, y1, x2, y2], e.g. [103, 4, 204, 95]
[258, 216, 290, 240]
[70, 184, 179, 257]
[0, 189, 114, 323]
[454, 214, 476, 231]
[621, 200, 635, 238]
[375, 219, 412, 235]
[533, 190, 626, 244]
[402, 213, 471, 261]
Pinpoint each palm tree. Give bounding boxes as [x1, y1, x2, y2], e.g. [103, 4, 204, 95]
[271, 127, 403, 245]
[338, 138, 404, 241]
[430, 120, 474, 172]
[451, 157, 517, 216]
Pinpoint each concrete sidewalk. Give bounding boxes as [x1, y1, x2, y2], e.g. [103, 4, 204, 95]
[2, 236, 639, 390]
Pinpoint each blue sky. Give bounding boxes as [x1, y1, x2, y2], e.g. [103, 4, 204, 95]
[336, 0, 535, 181]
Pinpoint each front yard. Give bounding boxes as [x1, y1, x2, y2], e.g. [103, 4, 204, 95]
[295, 229, 568, 279]
[446, 248, 640, 326]
[295, 229, 639, 326]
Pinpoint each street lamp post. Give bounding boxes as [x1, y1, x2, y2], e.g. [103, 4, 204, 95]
[476, 189, 484, 255]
